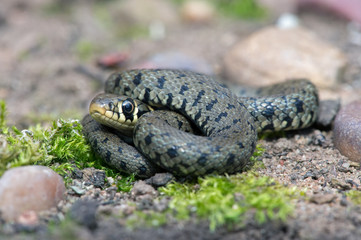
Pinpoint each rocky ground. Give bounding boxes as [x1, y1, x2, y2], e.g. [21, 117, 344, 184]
[1, 0, 361, 239]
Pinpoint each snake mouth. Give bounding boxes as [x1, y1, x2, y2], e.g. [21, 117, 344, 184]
[89, 103, 106, 116]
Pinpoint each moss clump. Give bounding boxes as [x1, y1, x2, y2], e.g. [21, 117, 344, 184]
[128, 171, 302, 231]
[0, 101, 94, 176]
[160, 173, 302, 230]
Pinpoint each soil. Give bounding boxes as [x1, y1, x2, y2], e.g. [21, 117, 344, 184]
[1, 0, 361, 239]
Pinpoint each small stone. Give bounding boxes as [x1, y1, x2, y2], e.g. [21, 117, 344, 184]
[144, 173, 175, 187]
[333, 100, 361, 162]
[316, 99, 341, 128]
[131, 181, 158, 199]
[70, 185, 86, 195]
[310, 193, 337, 204]
[330, 178, 351, 190]
[223, 27, 347, 88]
[181, 0, 215, 23]
[0, 166, 65, 221]
[70, 199, 98, 229]
[82, 168, 106, 188]
[349, 161, 360, 168]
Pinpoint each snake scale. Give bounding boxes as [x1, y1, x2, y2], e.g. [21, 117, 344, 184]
[82, 69, 319, 178]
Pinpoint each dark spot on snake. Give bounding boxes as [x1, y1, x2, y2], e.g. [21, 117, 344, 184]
[142, 88, 151, 102]
[226, 104, 236, 109]
[212, 88, 219, 95]
[179, 84, 189, 95]
[114, 74, 122, 88]
[261, 123, 274, 131]
[206, 99, 218, 111]
[145, 133, 154, 145]
[205, 168, 216, 174]
[194, 110, 202, 122]
[237, 141, 244, 149]
[251, 141, 256, 150]
[177, 73, 186, 78]
[157, 76, 166, 89]
[93, 138, 98, 148]
[227, 154, 235, 166]
[294, 98, 304, 113]
[166, 93, 173, 106]
[262, 106, 275, 120]
[192, 90, 205, 107]
[118, 147, 123, 153]
[133, 72, 142, 86]
[105, 150, 111, 163]
[219, 83, 228, 89]
[200, 116, 210, 129]
[215, 112, 228, 123]
[123, 85, 131, 93]
[197, 154, 208, 166]
[167, 146, 179, 158]
[120, 161, 126, 169]
[139, 166, 147, 174]
[180, 99, 188, 111]
[101, 137, 109, 144]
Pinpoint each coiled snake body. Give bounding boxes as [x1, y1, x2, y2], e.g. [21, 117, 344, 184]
[82, 69, 318, 178]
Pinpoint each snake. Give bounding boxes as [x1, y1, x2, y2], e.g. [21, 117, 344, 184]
[81, 69, 319, 178]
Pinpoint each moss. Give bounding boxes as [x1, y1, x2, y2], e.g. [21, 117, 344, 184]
[160, 173, 302, 231]
[346, 190, 361, 205]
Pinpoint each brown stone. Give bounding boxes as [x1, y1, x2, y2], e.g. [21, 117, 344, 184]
[0, 166, 66, 221]
[223, 27, 347, 88]
[333, 100, 361, 162]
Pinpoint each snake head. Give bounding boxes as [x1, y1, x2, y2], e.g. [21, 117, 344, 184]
[89, 93, 153, 136]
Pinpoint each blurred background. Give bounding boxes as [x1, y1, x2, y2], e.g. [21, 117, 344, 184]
[0, 0, 360, 128]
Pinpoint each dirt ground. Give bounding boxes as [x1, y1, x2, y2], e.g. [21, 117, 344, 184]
[1, 0, 361, 239]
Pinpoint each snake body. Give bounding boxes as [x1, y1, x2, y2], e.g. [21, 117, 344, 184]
[82, 69, 319, 178]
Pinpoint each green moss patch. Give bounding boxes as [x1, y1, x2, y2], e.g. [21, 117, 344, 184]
[162, 173, 302, 230]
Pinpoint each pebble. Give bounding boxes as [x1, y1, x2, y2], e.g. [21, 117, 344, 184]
[181, 0, 215, 23]
[223, 27, 347, 88]
[70, 199, 98, 229]
[333, 100, 361, 163]
[144, 173, 175, 188]
[310, 193, 337, 204]
[130, 181, 158, 200]
[82, 168, 106, 188]
[316, 99, 340, 128]
[0, 166, 66, 221]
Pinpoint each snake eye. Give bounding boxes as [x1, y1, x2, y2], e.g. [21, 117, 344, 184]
[122, 99, 135, 114]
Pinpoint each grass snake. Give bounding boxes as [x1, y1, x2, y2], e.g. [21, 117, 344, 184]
[82, 69, 319, 178]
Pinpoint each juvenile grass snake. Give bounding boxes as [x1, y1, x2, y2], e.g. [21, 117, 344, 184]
[82, 69, 319, 178]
